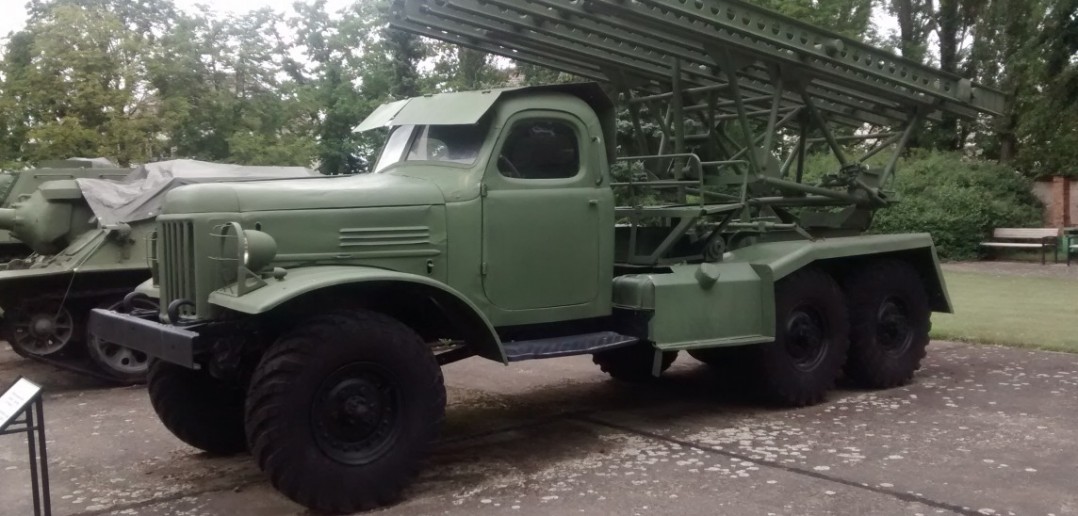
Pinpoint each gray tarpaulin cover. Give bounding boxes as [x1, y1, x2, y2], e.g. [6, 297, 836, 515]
[76, 159, 316, 226]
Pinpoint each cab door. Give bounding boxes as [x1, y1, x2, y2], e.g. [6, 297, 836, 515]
[481, 111, 602, 311]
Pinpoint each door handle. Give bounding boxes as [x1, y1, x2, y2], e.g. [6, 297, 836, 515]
[588, 199, 599, 206]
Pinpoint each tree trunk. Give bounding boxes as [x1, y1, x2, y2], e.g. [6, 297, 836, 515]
[937, 0, 961, 150]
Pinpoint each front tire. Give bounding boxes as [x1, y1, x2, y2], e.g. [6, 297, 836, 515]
[757, 268, 850, 406]
[843, 260, 931, 388]
[147, 360, 247, 454]
[245, 310, 445, 513]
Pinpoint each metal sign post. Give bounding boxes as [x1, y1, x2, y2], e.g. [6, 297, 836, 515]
[0, 376, 51, 516]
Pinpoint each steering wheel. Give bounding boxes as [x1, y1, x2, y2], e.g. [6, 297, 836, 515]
[498, 155, 522, 178]
[426, 139, 449, 161]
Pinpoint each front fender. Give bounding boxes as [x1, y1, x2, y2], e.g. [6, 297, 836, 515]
[207, 265, 506, 362]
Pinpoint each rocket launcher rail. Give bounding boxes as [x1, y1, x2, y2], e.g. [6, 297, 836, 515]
[392, 0, 1004, 125]
[390, 0, 1007, 248]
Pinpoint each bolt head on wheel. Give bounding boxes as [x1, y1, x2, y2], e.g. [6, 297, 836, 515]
[313, 363, 402, 465]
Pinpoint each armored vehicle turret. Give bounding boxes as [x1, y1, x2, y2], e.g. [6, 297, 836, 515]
[0, 159, 130, 261]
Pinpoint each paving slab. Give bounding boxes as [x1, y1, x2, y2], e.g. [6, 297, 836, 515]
[0, 341, 1076, 516]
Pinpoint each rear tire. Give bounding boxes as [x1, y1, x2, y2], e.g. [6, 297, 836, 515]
[689, 345, 751, 369]
[843, 260, 931, 388]
[757, 268, 849, 406]
[147, 360, 247, 454]
[593, 342, 677, 382]
[245, 310, 445, 513]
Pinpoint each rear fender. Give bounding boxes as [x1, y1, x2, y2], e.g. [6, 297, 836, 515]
[730, 233, 952, 313]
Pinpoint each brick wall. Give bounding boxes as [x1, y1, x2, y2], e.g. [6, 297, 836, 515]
[1033, 176, 1076, 228]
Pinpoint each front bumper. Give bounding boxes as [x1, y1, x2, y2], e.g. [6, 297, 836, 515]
[88, 309, 201, 369]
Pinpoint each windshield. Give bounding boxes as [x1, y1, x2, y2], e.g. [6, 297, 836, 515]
[373, 122, 488, 172]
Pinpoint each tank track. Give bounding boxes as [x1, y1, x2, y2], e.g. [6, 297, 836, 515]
[2, 287, 147, 385]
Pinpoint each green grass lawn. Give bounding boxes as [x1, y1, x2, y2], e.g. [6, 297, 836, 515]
[931, 271, 1078, 352]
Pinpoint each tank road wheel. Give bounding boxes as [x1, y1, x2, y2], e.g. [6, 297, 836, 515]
[4, 299, 76, 358]
[758, 268, 850, 407]
[245, 310, 445, 513]
[147, 361, 247, 455]
[593, 342, 678, 382]
[86, 298, 157, 384]
[843, 260, 931, 389]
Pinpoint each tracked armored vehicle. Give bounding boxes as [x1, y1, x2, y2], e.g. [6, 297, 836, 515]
[0, 160, 315, 382]
[89, 0, 1004, 511]
[0, 159, 130, 262]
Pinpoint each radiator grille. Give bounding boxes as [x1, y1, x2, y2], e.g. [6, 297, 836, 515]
[159, 219, 197, 318]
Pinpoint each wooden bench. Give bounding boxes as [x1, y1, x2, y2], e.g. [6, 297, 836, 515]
[980, 228, 1061, 265]
[1066, 228, 1078, 266]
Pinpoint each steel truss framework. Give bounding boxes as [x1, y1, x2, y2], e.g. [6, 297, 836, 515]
[392, 0, 1005, 265]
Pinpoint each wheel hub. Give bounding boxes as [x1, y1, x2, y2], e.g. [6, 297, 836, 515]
[785, 307, 828, 371]
[313, 363, 401, 465]
[30, 316, 56, 336]
[877, 297, 914, 356]
[87, 299, 153, 379]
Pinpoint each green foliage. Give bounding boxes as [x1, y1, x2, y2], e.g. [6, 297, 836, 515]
[869, 151, 1042, 260]
[749, 0, 876, 40]
[0, 0, 1070, 182]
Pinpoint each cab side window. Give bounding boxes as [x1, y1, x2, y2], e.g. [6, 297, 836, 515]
[497, 120, 580, 180]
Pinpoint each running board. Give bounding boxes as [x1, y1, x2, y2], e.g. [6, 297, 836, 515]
[502, 332, 640, 362]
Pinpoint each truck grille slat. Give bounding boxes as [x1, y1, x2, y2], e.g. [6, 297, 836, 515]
[159, 220, 196, 319]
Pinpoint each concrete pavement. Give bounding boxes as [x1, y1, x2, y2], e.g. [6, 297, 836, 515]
[1, 340, 1076, 515]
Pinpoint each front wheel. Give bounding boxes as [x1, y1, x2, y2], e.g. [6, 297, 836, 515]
[245, 310, 445, 513]
[147, 360, 247, 455]
[757, 268, 850, 406]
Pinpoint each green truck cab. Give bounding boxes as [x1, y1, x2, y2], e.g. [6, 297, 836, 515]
[90, 83, 950, 512]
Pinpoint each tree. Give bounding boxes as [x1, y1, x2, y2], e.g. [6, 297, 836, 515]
[754, 0, 876, 40]
[1010, 0, 1078, 176]
[882, 0, 935, 62]
[1, 4, 167, 165]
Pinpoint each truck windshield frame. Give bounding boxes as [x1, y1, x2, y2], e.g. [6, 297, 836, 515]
[373, 121, 489, 173]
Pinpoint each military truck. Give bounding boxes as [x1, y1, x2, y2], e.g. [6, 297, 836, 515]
[0, 160, 315, 383]
[88, 0, 1005, 512]
[0, 159, 130, 262]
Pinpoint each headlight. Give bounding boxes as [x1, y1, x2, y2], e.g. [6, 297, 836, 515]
[241, 229, 277, 272]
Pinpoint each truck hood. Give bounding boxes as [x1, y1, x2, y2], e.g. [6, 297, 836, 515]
[162, 173, 445, 214]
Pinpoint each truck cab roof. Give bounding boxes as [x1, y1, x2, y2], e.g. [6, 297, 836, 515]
[357, 82, 617, 163]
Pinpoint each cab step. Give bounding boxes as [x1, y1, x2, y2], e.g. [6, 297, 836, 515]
[502, 332, 640, 362]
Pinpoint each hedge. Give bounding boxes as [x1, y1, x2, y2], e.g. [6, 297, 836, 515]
[801, 150, 1042, 261]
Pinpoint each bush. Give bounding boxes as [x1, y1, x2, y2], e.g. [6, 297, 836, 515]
[870, 151, 1042, 261]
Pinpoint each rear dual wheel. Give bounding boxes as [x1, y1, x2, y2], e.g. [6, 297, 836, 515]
[757, 268, 850, 406]
[689, 268, 849, 406]
[843, 260, 931, 389]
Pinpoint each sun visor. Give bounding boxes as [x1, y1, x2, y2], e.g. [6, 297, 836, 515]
[356, 89, 510, 131]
